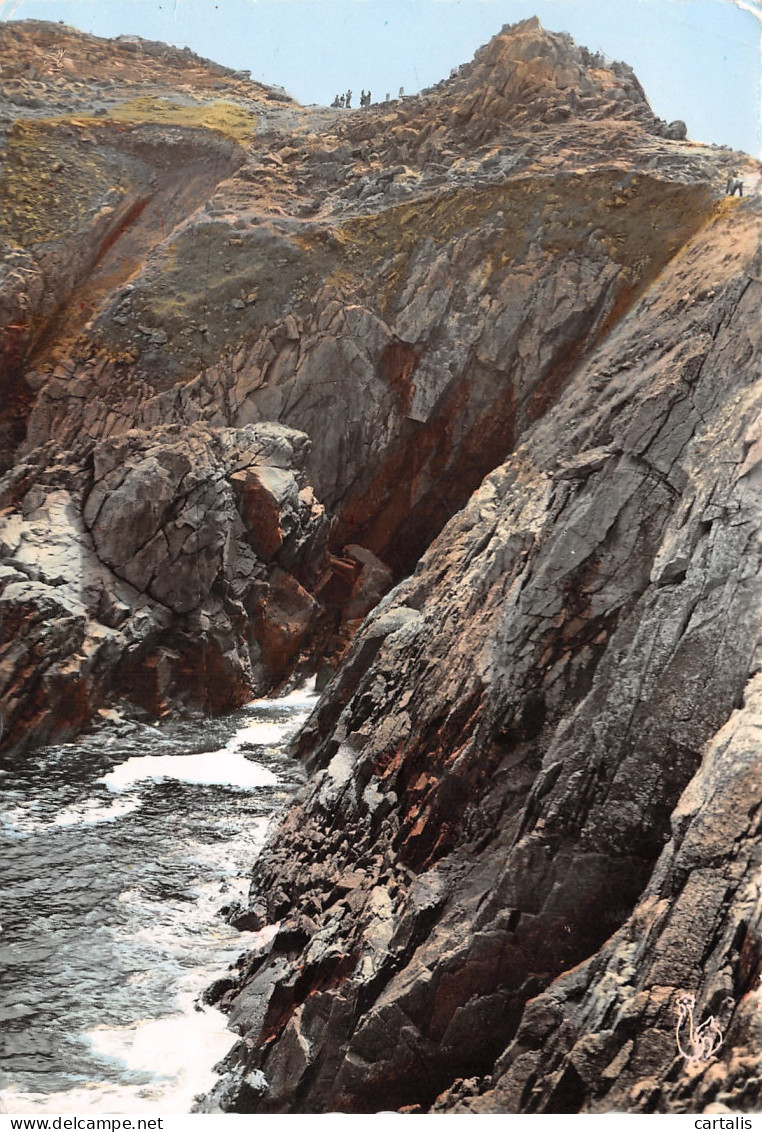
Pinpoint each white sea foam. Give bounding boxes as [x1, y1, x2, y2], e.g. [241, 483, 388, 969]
[100, 709, 302, 793]
[244, 674, 318, 713]
[1, 998, 236, 1114]
[226, 721, 291, 748]
[1, 921, 282, 1114]
[1, 796, 140, 834]
[100, 748, 280, 792]
[51, 796, 142, 827]
[1, 806, 39, 836]
[1, 682, 319, 1113]
[88, 1004, 233, 1090]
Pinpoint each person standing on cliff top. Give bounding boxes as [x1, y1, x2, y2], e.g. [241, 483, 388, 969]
[726, 171, 743, 196]
[345, 89, 352, 108]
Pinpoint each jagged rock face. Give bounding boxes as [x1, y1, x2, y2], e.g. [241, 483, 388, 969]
[5, 16, 751, 578]
[1, 18, 761, 1112]
[442, 670, 762, 1114]
[337, 15, 682, 170]
[0, 422, 328, 753]
[5, 15, 754, 734]
[0, 17, 303, 474]
[202, 202, 761, 1113]
[0, 19, 290, 109]
[0, 115, 244, 475]
[19, 171, 722, 576]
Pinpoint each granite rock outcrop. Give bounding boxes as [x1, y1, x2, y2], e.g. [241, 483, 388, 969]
[202, 189, 761, 1116]
[0, 422, 328, 751]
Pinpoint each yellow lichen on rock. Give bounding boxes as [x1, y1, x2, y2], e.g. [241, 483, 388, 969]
[0, 119, 135, 245]
[98, 97, 258, 141]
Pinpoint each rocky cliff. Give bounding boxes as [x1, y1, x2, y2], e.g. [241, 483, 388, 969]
[204, 199, 761, 1114]
[1, 16, 760, 1114]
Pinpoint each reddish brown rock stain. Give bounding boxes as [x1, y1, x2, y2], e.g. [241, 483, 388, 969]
[92, 197, 150, 267]
[378, 339, 420, 415]
[231, 471, 284, 560]
[251, 570, 317, 681]
[260, 952, 359, 1046]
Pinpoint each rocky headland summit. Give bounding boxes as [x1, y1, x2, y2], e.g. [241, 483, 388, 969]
[0, 15, 760, 1114]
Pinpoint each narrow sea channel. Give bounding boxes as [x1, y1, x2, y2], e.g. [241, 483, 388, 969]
[0, 682, 317, 1113]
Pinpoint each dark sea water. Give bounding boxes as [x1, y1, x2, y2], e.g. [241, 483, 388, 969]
[0, 683, 316, 1114]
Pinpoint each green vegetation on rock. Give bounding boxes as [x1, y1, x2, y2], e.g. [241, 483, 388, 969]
[0, 119, 138, 245]
[99, 97, 258, 141]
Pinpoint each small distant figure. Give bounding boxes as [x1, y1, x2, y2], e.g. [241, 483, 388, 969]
[398, 86, 405, 99]
[726, 171, 743, 197]
[360, 90, 372, 109]
[339, 93, 346, 109]
[385, 92, 390, 103]
[331, 94, 341, 108]
[345, 89, 352, 109]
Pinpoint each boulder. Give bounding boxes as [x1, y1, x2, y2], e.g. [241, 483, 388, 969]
[0, 422, 330, 753]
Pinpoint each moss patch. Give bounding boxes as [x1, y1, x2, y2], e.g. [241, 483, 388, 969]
[98, 97, 257, 141]
[0, 119, 139, 245]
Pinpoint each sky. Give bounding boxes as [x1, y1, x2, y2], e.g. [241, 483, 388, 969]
[1, 0, 760, 156]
